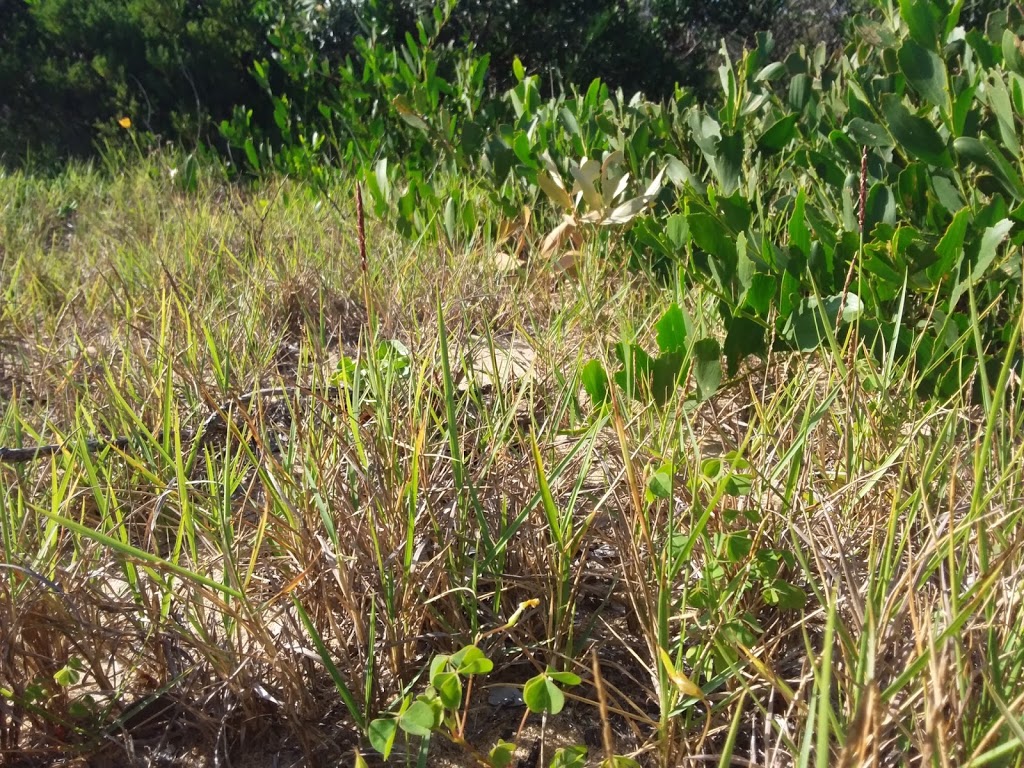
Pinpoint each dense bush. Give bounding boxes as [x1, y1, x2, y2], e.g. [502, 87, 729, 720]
[0, 0, 305, 164]
[1, 0, 853, 166]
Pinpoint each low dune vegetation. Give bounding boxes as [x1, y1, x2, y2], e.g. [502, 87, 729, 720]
[3, 0, 1024, 766]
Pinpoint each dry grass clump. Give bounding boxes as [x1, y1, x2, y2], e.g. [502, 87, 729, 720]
[2, 162, 1023, 767]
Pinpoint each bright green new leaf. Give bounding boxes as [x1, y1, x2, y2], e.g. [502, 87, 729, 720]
[399, 699, 440, 737]
[523, 672, 566, 714]
[550, 746, 588, 768]
[548, 670, 582, 686]
[512, 56, 525, 82]
[433, 671, 462, 710]
[451, 645, 493, 675]
[490, 740, 517, 768]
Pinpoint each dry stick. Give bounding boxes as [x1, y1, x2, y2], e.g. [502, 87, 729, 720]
[592, 648, 616, 765]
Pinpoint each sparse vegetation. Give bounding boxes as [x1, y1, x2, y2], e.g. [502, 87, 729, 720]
[4, 0, 1024, 766]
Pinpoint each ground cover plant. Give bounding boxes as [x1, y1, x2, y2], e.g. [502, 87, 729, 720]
[4, 0, 1024, 766]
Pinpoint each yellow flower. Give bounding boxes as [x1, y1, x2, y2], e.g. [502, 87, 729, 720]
[118, 117, 132, 129]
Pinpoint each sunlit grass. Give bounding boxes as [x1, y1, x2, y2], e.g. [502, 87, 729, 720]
[1, 156, 1023, 766]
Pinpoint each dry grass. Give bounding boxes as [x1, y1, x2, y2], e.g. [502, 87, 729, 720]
[2, 158, 1023, 767]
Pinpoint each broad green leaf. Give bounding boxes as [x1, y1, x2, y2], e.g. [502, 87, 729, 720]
[648, 463, 674, 500]
[451, 645, 493, 675]
[693, 338, 722, 401]
[724, 316, 766, 374]
[581, 360, 610, 406]
[548, 670, 582, 686]
[789, 73, 811, 111]
[490, 740, 517, 768]
[433, 671, 462, 710]
[368, 718, 398, 758]
[736, 232, 755, 290]
[783, 294, 863, 350]
[864, 183, 897, 235]
[763, 579, 808, 609]
[898, 38, 948, 109]
[743, 274, 776, 317]
[399, 699, 440, 737]
[984, 73, 1019, 156]
[898, 0, 940, 49]
[374, 158, 390, 204]
[688, 213, 737, 263]
[755, 61, 787, 81]
[929, 207, 971, 282]
[523, 673, 566, 714]
[1003, 30, 1024, 77]
[789, 188, 811, 257]
[881, 95, 952, 167]
[512, 132, 536, 168]
[971, 218, 1013, 284]
[757, 114, 799, 153]
[512, 56, 525, 82]
[954, 136, 1024, 199]
[550, 746, 588, 768]
[651, 352, 686, 406]
[845, 118, 893, 147]
[666, 213, 689, 248]
[655, 304, 689, 353]
[716, 132, 744, 194]
[952, 82, 977, 136]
